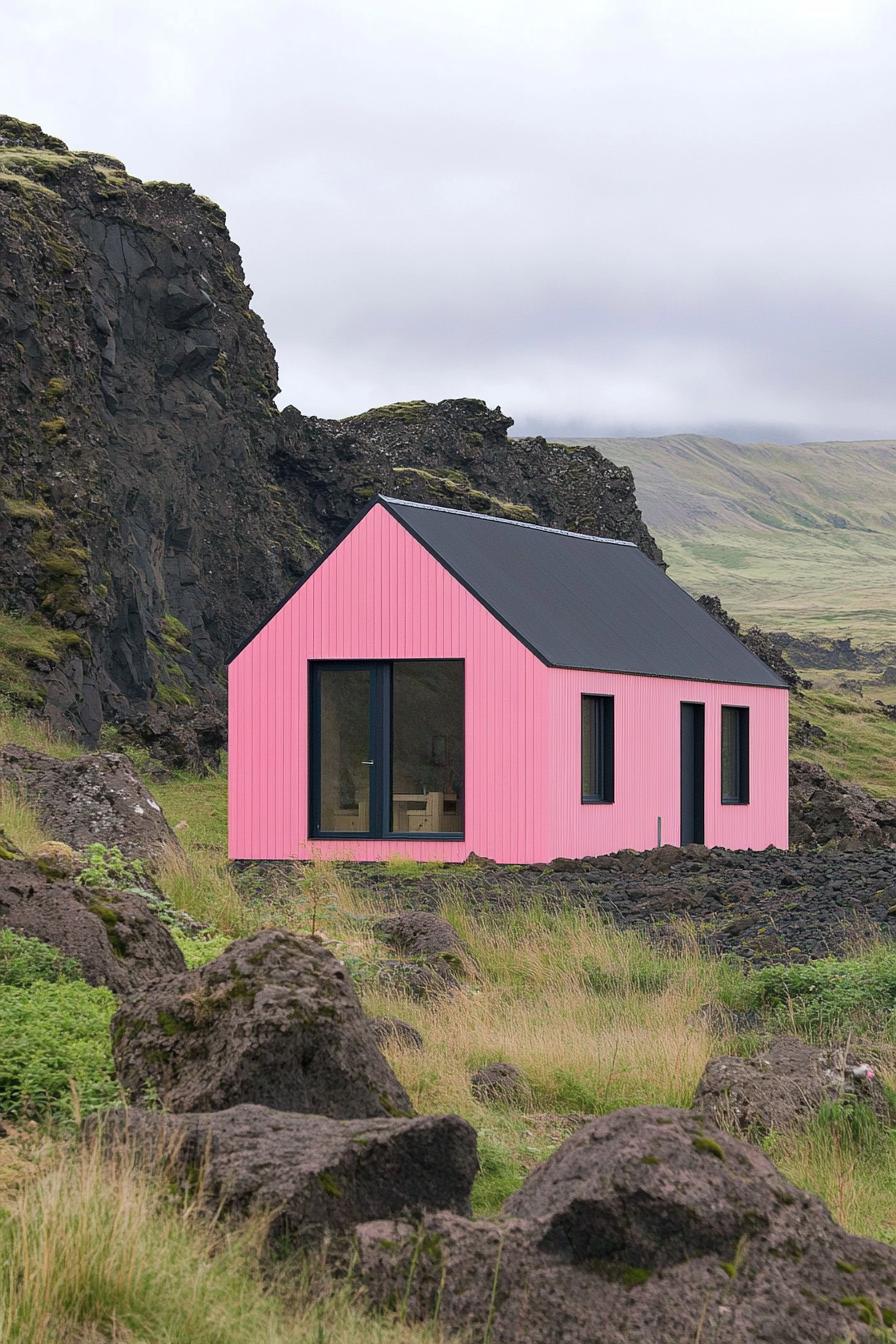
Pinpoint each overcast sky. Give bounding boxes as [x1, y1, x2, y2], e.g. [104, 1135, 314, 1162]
[4, 0, 896, 440]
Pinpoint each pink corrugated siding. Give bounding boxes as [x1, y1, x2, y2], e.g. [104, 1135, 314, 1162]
[547, 670, 789, 855]
[229, 502, 789, 863]
[229, 503, 553, 863]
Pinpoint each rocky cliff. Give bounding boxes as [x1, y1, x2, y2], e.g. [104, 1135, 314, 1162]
[0, 115, 659, 743]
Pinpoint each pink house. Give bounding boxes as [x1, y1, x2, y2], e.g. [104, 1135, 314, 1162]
[228, 497, 789, 864]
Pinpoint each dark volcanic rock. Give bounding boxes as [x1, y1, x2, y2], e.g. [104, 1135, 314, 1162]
[0, 856, 185, 992]
[789, 759, 896, 849]
[0, 745, 175, 860]
[369, 1016, 424, 1051]
[89, 1103, 477, 1246]
[0, 117, 659, 740]
[375, 957, 460, 1000]
[358, 843, 896, 967]
[111, 929, 413, 1118]
[374, 910, 470, 965]
[470, 1062, 529, 1106]
[694, 1036, 893, 1138]
[113, 704, 226, 774]
[357, 1106, 896, 1344]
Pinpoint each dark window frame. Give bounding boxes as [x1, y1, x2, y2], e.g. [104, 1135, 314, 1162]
[721, 704, 750, 805]
[309, 659, 466, 841]
[581, 694, 615, 804]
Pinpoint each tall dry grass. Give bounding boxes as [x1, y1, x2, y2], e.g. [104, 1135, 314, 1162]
[0, 782, 49, 856]
[0, 708, 81, 760]
[0, 1135, 442, 1344]
[350, 887, 718, 1122]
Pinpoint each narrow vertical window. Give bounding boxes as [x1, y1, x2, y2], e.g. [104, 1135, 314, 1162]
[721, 706, 749, 804]
[581, 695, 614, 803]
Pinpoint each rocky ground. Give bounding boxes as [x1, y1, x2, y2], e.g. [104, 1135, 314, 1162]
[352, 843, 896, 966]
[3, 738, 896, 1341]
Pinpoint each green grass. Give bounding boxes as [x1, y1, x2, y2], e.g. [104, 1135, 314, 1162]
[2, 496, 53, 523]
[152, 767, 228, 850]
[0, 929, 80, 988]
[721, 943, 896, 1041]
[0, 978, 119, 1121]
[792, 689, 896, 797]
[0, 704, 81, 758]
[0, 612, 84, 707]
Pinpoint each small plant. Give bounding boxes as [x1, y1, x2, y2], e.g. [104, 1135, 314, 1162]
[76, 842, 145, 891]
[38, 416, 67, 445]
[99, 722, 154, 773]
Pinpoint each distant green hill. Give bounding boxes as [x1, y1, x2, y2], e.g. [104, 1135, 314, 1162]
[559, 435, 896, 642]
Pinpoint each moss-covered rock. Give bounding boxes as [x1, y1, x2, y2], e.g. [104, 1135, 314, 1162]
[111, 929, 414, 1118]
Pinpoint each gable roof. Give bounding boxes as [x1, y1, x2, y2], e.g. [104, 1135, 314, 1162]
[231, 496, 788, 688]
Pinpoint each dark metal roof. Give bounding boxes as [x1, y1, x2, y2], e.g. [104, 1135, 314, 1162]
[381, 497, 787, 688]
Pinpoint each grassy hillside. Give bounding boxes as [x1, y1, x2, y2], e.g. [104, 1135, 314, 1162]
[559, 434, 896, 642]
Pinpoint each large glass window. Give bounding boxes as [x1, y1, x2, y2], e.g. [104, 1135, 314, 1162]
[581, 694, 614, 803]
[391, 662, 464, 834]
[311, 661, 464, 838]
[721, 705, 749, 804]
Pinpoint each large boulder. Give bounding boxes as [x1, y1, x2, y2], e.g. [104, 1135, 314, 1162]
[0, 746, 176, 860]
[789, 759, 896, 849]
[373, 911, 474, 997]
[0, 856, 185, 992]
[369, 1016, 424, 1051]
[88, 1103, 477, 1246]
[373, 911, 472, 968]
[357, 1106, 896, 1343]
[470, 1062, 529, 1107]
[111, 929, 413, 1118]
[693, 1036, 892, 1138]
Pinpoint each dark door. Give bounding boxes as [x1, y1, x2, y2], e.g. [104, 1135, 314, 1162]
[680, 702, 705, 844]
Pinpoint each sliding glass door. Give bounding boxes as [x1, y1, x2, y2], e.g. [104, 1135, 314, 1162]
[310, 660, 464, 840]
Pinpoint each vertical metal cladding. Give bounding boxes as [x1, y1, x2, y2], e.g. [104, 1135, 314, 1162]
[229, 503, 789, 863]
[229, 503, 552, 863]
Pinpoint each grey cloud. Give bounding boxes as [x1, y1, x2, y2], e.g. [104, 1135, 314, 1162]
[4, 0, 896, 439]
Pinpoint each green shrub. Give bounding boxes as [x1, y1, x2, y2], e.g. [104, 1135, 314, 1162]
[0, 979, 119, 1120]
[76, 842, 145, 891]
[172, 927, 232, 968]
[0, 929, 80, 987]
[728, 946, 896, 1040]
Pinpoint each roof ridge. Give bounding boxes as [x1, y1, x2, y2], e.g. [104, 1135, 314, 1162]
[379, 495, 637, 546]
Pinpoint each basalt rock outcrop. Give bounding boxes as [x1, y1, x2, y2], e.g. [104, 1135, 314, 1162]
[89, 1103, 478, 1248]
[0, 855, 185, 992]
[0, 115, 659, 746]
[357, 1106, 896, 1344]
[111, 928, 413, 1118]
[0, 745, 176, 859]
[789, 759, 896, 849]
